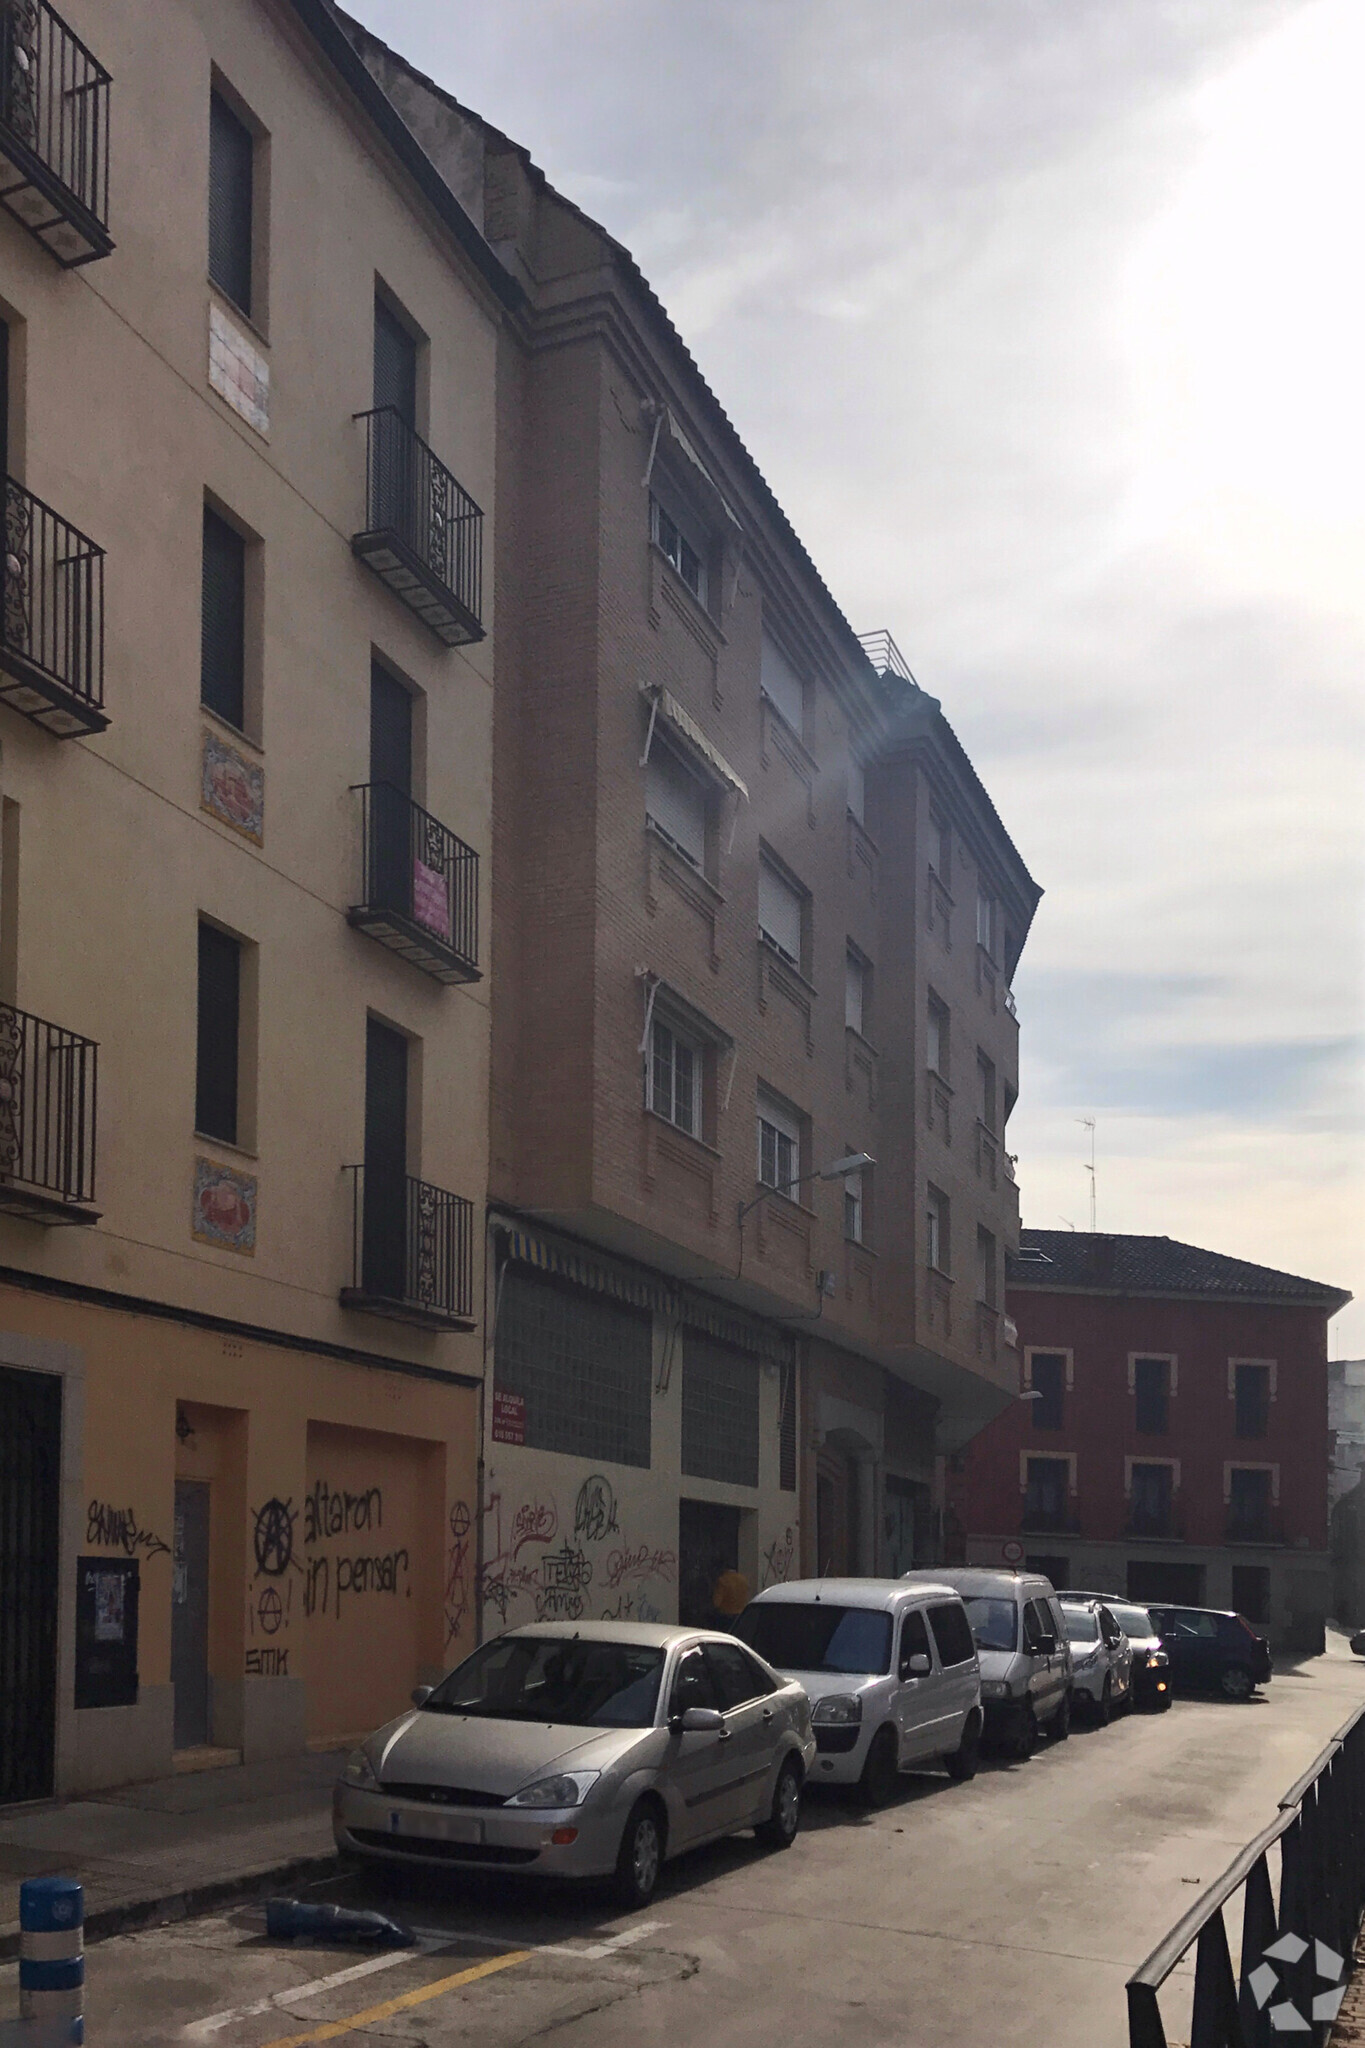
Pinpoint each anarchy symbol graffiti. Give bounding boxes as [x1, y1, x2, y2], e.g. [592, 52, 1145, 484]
[256, 1586, 283, 1636]
[253, 1498, 296, 1578]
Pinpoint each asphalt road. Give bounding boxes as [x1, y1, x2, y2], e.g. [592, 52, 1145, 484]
[15, 1641, 1365, 2048]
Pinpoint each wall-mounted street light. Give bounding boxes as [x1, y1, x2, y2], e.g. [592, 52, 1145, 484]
[736, 1151, 876, 1281]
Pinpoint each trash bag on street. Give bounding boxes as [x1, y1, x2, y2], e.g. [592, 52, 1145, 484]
[264, 1898, 415, 1946]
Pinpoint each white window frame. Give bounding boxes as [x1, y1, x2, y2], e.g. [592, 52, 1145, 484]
[1024, 1346, 1074, 1392]
[1124, 1455, 1181, 1496]
[845, 947, 866, 1036]
[644, 736, 709, 872]
[1223, 1461, 1280, 1506]
[1019, 1450, 1077, 1496]
[760, 631, 804, 737]
[1228, 1357, 1277, 1402]
[756, 1087, 802, 1195]
[843, 1166, 864, 1244]
[647, 1014, 701, 1139]
[758, 856, 804, 970]
[1127, 1351, 1179, 1396]
[650, 486, 709, 608]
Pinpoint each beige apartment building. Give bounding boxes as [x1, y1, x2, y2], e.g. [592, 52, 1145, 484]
[344, 21, 1042, 1631]
[0, 0, 510, 1798]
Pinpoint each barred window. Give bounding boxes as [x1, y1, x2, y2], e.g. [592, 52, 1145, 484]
[682, 1332, 759, 1489]
[495, 1270, 651, 1468]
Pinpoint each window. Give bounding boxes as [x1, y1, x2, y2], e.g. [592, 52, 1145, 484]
[976, 886, 995, 955]
[1022, 1596, 1057, 1651]
[704, 1641, 775, 1708]
[976, 1226, 997, 1307]
[495, 1269, 652, 1468]
[196, 921, 241, 1144]
[928, 1602, 975, 1668]
[760, 632, 804, 735]
[201, 507, 246, 730]
[1134, 1358, 1170, 1435]
[431, 1636, 665, 1728]
[758, 857, 804, 968]
[845, 948, 866, 1036]
[669, 1647, 721, 1716]
[374, 293, 418, 428]
[843, 1163, 863, 1244]
[1030, 1354, 1064, 1431]
[646, 740, 708, 871]
[1024, 1459, 1070, 1529]
[926, 1186, 949, 1273]
[847, 752, 865, 823]
[739, 1602, 893, 1677]
[898, 1607, 931, 1678]
[650, 487, 708, 606]
[931, 815, 951, 883]
[647, 1015, 699, 1138]
[682, 1332, 760, 1488]
[977, 1051, 996, 1132]
[1229, 1467, 1273, 1540]
[208, 88, 255, 317]
[757, 1088, 801, 1194]
[1235, 1363, 1271, 1439]
[1129, 1462, 1174, 1536]
[927, 995, 949, 1079]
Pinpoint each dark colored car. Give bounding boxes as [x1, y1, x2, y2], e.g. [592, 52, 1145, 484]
[1146, 1605, 1272, 1700]
[1064, 1591, 1173, 1710]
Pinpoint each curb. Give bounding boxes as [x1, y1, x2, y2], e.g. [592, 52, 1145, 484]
[1, 1853, 341, 1963]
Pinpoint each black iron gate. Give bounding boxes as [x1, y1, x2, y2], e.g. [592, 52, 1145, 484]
[0, 1364, 61, 1803]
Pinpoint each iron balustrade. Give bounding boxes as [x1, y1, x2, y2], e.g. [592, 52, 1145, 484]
[1, 477, 106, 734]
[0, 1002, 97, 1220]
[352, 407, 484, 647]
[1226, 1508, 1286, 1547]
[0, 0, 111, 264]
[1124, 1511, 1184, 1541]
[1127, 1703, 1365, 2046]
[1021, 1507, 1081, 1536]
[342, 1165, 474, 1330]
[348, 782, 480, 984]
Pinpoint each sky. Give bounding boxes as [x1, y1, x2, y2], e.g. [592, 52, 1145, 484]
[354, 0, 1365, 1351]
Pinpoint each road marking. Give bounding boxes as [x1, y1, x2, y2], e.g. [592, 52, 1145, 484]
[254, 1950, 533, 2047]
[185, 1940, 454, 2035]
[407, 1919, 668, 1963]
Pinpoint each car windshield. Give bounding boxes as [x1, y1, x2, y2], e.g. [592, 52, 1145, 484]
[1109, 1604, 1153, 1637]
[737, 1602, 893, 1675]
[963, 1597, 1017, 1653]
[423, 1636, 665, 1727]
[1062, 1608, 1099, 1644]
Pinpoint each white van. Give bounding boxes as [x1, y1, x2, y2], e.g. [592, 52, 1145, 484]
[903, 1568, 1072, 1757]
[737, 1579, 982, 1806]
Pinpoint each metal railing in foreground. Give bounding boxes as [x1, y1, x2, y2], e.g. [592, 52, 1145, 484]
[1126, 1702, 1365, 2045]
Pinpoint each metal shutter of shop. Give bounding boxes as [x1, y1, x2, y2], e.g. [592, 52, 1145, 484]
[208, 91, 254, 316]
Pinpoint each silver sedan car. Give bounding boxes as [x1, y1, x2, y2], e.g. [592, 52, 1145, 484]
[333, 1621, 815, 1907]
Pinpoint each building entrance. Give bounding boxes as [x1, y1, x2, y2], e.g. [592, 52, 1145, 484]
[0, 1364, 60, 1803]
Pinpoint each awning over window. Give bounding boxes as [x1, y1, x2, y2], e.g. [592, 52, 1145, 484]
[661, 408, 744, 533]
[639, 681, 748, 800]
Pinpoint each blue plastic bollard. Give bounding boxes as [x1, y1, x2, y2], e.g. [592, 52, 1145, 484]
[18, 1880, 83, 2044]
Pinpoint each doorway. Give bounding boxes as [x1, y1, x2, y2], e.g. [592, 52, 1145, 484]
[363, 1018, 408, 1301]
[0, 1364, 60, 1804]
[1127, 1560, 1204, 1607]
[172, 1478, 211, 1750]
[815, 1447, 861, 1574]
[369, 662, 413, 920]
[678, 1499, 742, 1626]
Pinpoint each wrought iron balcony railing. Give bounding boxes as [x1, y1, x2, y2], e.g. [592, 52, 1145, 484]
[1, 478, 106, 735]
[0, 1002, 98, 1222]
[348, 783, 480, 985]
[0, 0, 111, 265]
[352, 408, 484, 647]
[1021, 1506, 1080, 1536]
[1226, 1508, 1284, 1547]
[341, 1165, 474, 1331]
[1124, 1510, 1182, 1541]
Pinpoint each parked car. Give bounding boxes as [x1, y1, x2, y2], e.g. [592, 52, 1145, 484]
[333, 1622, 815, 1907]
[903, 1569, 1072, 1757]
[1145, 1605, 1273, 1700]
[1058, 1597, 1133, 1724]
[736, 1578, 982, 1805]
[1087, 1600, 1173, 1710]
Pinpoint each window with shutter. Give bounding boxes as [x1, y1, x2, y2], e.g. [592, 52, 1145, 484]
[847, 752, 865, 822]
[758, 859, 803, 967]
[645, 743, 707, 870]
[927, 995, 948, 1078]
[647, 1017, 699, 1137]
[209, 90, 254, 317]
[756, 1087, 801, 1192]
[196, 921, 241, 1144]
[845, 949, 865, 1035]
[201, 508, 246, 730]
[760, 633, 804, 735]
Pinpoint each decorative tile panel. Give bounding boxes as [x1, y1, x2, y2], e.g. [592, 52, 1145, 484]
[201, 730, 264, 843]
[209, 303, 270, 438]
[192, 1157, 257, 1255]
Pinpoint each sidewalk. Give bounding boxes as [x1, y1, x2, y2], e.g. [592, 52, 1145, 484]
[0, 1751, 344, 1958]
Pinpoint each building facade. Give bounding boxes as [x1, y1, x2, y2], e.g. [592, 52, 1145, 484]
[1328, 1359, 1365, 1627]
[342, 20, 1041, 1630]
[947, 1232, 1350, 1651]
[0, 0, 509, 1798]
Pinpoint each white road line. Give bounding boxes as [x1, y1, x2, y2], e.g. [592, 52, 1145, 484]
[409, 1919, 668, 1963]
[183, 1938, 452, 2037]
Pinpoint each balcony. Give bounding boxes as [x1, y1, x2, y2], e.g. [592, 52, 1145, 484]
[341, 1166, 474, 1332]
[975, 1300, 999, 1365]
[1, 479, 106, 735]
[1021, 1507, 1080, 1536]
[1124, 1510, 1183, 1542]
[348, 783, 480, 985]
[352, 408, 484, 647]
[0, 1003, 98, 1223]
[0, 0, 111, 265]
[1226, 1509, 1284, 1547]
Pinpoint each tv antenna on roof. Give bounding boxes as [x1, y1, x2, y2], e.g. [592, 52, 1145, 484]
[1077, 1117, 1096, 1233]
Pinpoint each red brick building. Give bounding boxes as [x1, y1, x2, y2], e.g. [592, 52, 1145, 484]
[947, 1232, 1351, 1650]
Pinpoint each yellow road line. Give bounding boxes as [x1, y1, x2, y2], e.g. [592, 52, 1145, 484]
[256, 1949, 533, 2047]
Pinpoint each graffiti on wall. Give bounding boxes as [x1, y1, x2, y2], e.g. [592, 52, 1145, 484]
[480, 1490, 559, 1622]
[246, 1647, 288, 1676]
[762, 1527, 795, 1588]
[445, 1500, 472, 1645]
[536, 1541, 594, 1621]
[573, 1474, 620, 1543]
[604, 1544, 677, 1591]
[481, 1475, 683, 1629]
[252, 1498, 298, 1578]
[301, 1480, 409, 1622]
[86, 1500, 170, 1560]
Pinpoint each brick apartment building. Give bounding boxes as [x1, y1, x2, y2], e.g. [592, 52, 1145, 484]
[947, 1231, 1351, 1650]
[343, 21, 1042, 1629]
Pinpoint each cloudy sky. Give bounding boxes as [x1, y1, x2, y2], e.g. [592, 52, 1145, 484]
[355, 0, 1365, 1350]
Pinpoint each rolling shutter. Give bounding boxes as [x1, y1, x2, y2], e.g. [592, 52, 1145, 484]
[201, 508, 246, 729]
[646, 743, 707, 868]
[208, 91, 254, 316]
[759, 860, 802, 965]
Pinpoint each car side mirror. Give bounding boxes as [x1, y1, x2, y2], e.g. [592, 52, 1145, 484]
[411, 1685, 433, 1708]
[1030, 1635, 1055, 1656]
[902, 1653, 931, 1679]
[671, 1706, 724, 1734]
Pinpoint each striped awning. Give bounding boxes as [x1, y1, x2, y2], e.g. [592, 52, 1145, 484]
[639, 681, 748, 800]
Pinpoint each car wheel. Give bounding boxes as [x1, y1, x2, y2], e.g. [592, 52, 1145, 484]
[1049, 1690, 1070, 1742]
[612, 1799, 664, 1909]
[1010, 1703, 1038, 1760]
[1094, 1677, 1112, 1727]
[755, 1758, 803, 1849]
[1220, 1663, 1255, 1702]
[857, 1726, 900, 1809]
[945, 1711, 981, 1781]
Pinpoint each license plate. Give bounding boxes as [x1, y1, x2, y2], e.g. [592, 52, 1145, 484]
[390, 1808, 483, 1845]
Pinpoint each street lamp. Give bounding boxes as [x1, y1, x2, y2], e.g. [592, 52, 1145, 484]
[736, 1151, 875, 1280]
